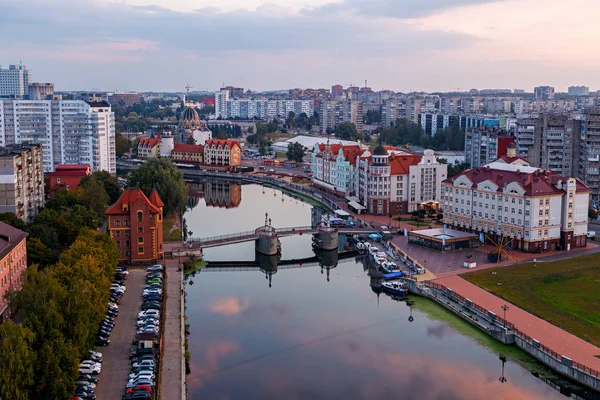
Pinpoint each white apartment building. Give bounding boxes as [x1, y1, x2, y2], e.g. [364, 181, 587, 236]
[0, 65, 31, 98]
[215, 90, 230, 118]
[443, 161, 589, 253]
[223, 99, 314, 120]
[0, 100, 116, 173]
[407, 150, 447, 212]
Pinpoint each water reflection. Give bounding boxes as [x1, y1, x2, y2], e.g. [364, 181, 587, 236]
[186, 181, 242, 210]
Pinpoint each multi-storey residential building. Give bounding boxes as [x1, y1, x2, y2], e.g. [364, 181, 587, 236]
[223, 99, 314, 120]
[418, 113, 460, 136]
[406, 150, 448, 212]
[171, 143, 204, 165]
[47, 164, 91, 198]
[0, 99, 116, 173]
[220, 86, 244, 97]
[0, 144, 45, 221]
[465, 127, 515, 168]
[389, 152, 421, 213]
[214, 90, 230, 118]
[203, 139, 241, 167]
[568, 86, 589, 97]
[137, 138, 161, 159]
[108, 92, 141, 106]
[319, 100, 363, 134]
[0, 65, 31, 98]
[514, 117, 544, 167]
[311, 142, 362, 195]
[331, 85, 344, 98]
[579, 109, 600, 201]
[534, 86, 555, 100]
[382, 99, 399, 127]
[106, 188, 164, 264]
[357, 144, 392, 215]
[0, 221, 27, 322]
[442, 160, 589, 253]
[28, 83, 54, 100]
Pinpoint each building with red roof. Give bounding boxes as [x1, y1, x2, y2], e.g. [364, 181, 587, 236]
[203, 139, 241, 167]
[106, 188, 164, 264]
[171, 143, 204, 165]
[442, 159, 590, 253]
[311, 141, 363, 195]
[47, 164, 91, 198]
[138, 138, 162, 159]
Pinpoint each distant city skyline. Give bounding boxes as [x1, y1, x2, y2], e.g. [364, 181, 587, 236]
[1, 0, 599, 93]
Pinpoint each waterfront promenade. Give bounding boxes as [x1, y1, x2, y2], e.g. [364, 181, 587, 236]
[435, 275, 600, 373]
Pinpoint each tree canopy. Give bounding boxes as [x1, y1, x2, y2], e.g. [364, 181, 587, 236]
[377, 118, 465, 151]
[127, 157, 187, 215]
[286, 142, 306, 163]
[335, 122, 358, 140]
[115, 133, 131, 157]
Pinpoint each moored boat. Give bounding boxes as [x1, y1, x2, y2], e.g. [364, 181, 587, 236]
[381, 280, 408, 296]
[381, 261, 399, 273]
[356, 242, 367, 252]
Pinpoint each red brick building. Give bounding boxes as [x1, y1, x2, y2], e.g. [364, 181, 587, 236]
[0, 221, 28, 322]
[47, 164, 91, 198]
[106, 188, 164, 265]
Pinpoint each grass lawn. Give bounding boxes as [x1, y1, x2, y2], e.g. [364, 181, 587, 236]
[463, 253, 600, 347]
[163, 214, 182, 242]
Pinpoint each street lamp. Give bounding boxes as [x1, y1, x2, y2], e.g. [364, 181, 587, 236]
[501, 304, 509, 327]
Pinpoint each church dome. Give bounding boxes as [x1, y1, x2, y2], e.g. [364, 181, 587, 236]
[179, 106, 202, 131]
[373, 144, 387, 156]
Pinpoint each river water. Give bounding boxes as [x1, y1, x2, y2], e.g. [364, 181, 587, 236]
[183, 181, 590, 400]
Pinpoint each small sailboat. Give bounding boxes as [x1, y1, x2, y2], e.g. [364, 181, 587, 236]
[382, 280, 408, 296]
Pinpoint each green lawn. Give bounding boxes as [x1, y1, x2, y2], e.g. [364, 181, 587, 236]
[163, 215, 182, 242]
[463, 253, 600, 347]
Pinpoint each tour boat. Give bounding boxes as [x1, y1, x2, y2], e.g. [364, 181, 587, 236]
[382, 280, 408, 296]
[381, 261, 399, 273]
[373, 252, 387, 267]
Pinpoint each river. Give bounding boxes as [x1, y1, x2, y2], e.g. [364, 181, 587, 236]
[183, 180, 593, 400]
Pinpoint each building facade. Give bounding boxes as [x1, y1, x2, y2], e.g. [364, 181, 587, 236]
[47, 164, 91, 198]
[108, 92, 141, 106]
[28, 83, 54, 100]
[106, 188, 164, 264]
[534, 86, 555, 100]
[0, 99, 116, 173]
[442, 161, 589, 253]
[579, 109, 600, 201]
[0, 221, 27, 322]
[311, 142, 362, 195]
[568, 86, 589, 97]
[357, 145, 391, 215]
[0, 65, 31, 98]
[465, 127, 515, 168]
[406, 150, 447, 212]
[215, 90, 230, 118]
[0, 144, 45, 221]
[223, 99, 314, 120]
[203, 139, 241, 167]
[171, 143, 204, 165]
[138, 138, 161, 159]
[319, 100, 363, 134]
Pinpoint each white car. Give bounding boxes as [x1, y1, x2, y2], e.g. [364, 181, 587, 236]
[146, 264, 163, 272]
[79, 366, 101, 375]
[132, 360, 155, 368]
[138, 310, 160, 318]
[129, 370, 154, 380]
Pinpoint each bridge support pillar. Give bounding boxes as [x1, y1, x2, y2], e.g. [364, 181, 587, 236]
[256, 232, 279, 255]
[317, 227, 338, 251]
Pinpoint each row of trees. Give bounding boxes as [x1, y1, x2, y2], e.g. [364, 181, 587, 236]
[0, 172, 121, 269]
[0, 229, 119, 399]
[377, 118, 465, 151]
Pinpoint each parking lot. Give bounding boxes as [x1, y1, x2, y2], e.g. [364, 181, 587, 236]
[95, 269, 146, 400]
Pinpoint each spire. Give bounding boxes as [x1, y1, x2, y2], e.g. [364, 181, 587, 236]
[149, 187, 164, 208]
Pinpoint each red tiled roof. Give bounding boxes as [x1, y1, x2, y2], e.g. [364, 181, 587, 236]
[316, 144, 362, 165]
[0, 221, 27, 260]
[148, 188, 164, 208]
[389, 153, 421, 175]
[106, 188, 161, 215]
[497, 155, 530, 164]
[449, 165, 590, 195]
[139, 138, 161, 148]
[205, 139, 240, 149]
[48, 164, 91, 177]
[172, 143, 204, 154]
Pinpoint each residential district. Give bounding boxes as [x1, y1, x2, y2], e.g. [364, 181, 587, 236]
[0, 62, 599, 398]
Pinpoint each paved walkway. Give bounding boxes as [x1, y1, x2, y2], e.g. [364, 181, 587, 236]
[434, 276, 600, 371]
[95, 269, 145, 400]
[159, 259, 185, 400]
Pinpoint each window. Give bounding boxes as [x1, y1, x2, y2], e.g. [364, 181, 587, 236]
[57, 177, 61, 183]
[138, 226, 143, 233]
[116, 240, 121, 247]
[138, 236, 144, 244]
[116, 231, 120, 238]
[125, 240, 130, 247]
[138, 247, 144, 254]
[526, 200, 530, 206]
[124, 219, 129, 226]
[115, 219, 120, 227]
[137, 211, 143, 222]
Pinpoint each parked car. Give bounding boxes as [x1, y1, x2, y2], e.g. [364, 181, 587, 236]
[95, 336, 110, 346]
[146, 264, 163, 272]
[78, 374, 99, 384]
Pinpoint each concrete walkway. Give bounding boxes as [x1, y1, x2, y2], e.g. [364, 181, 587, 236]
[95, 269, 145, 400]
[159, 259, 185, 400]
[434, 275, 600, 372]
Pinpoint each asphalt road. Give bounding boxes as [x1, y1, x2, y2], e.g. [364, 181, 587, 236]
[94, 269, 145, 400]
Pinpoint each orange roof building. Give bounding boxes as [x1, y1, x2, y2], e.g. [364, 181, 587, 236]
[311, 142, 363, 195]
[138, 138, 162, 159]
[171, 143, 204, 165]
[203, 139, 241, 167]
[106, 188, 164, 264]
[47, 164, 92, 198]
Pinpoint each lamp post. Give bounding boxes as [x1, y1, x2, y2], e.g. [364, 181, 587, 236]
[501, 304, 509, 327]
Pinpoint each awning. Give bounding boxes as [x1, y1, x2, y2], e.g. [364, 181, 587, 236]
[368, 233, 382, 240]
[346, 196, 359, 202]
[335, 209, 350, 217]
[348, 200, 366, 210]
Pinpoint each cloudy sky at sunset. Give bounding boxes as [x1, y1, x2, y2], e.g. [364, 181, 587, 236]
[1, 0, 598, 92]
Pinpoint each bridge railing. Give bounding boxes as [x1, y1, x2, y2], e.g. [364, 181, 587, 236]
[192, 229, 258, 244]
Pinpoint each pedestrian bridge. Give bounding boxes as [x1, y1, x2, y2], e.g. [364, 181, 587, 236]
[189, 226, 375, 249]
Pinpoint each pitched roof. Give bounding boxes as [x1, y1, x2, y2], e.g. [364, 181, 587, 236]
[448, 162, 590, 196]
[389, 153, 421, 175]
[205, 139, 240, 149]
[48, 164, 91, 177]
[172, 143, 204, 154]
[106, 188, 161, 215]
[139, 138, 161, 148]
[0, 221, 27, 260]
[316, 144, 362, 165]
[148, 188, 164, 208]
[497, 155, 530, 165]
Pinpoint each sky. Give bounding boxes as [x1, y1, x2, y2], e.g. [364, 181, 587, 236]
[1, 0, 599, 93]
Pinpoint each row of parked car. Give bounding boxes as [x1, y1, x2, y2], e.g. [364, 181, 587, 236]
[122, 264, 164, 400]
[73, 266, 129, 399]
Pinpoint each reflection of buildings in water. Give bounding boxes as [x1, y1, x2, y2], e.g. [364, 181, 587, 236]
[367, 264, 383, 305]
[185, 181, 242, 210]
[317, 249, 338, 282]
[256, 252, 278, 288]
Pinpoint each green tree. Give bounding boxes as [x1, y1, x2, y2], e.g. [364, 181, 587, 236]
[286, 111, 296, 127]
[258, 139, 268, 156]
[115, 133, 131, 157]
[286, 142, 306, 162]
[335, 122, 358, 140]
[0, 212, 27, 231]
[266, 121, 278, 133]
[217, 131, 228, 140]
[186, 136, 196, 145]
[81, 171, 122, 204]
[80, 175, 109, 223]
[127, 157, 186, 215]
[0, 321, 35, 400]
[27, 237, 58, 269]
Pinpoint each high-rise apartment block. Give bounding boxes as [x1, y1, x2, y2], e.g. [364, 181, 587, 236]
[214, 90, 230, 118]
[568, 86, 589, 97]
[319, 100, 363, 134]
[222, 99, 313, 120]
[578, 109, 600, 201]
[28, 83, 54, 100]
[0, 144, 45, 221]
[534, 86, 555, 100]
[331, 85, 344, 98]
[465, 127, 515, 168]
[0, 100, 116, 173]
[0, 65, 31, 98]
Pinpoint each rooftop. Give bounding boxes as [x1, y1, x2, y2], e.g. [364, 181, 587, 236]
[0, 221, 27, 260]
[409, 227, 477, 242]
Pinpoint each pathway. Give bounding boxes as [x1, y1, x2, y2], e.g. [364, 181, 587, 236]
[159, 259, 185, 400]
[94, 269, 145, 400]
[434, 275, 600, 371]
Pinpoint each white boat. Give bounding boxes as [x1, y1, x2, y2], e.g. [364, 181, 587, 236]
[368, 246, 379, 256]
[356, 242, 366, 252]
[381, 261, 399, 273]
[373, 252, 387, 266]
[382, 280, 408, 296]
